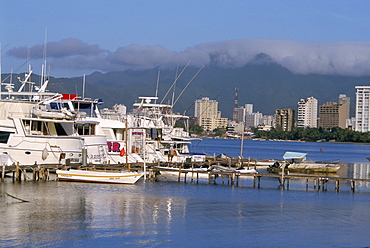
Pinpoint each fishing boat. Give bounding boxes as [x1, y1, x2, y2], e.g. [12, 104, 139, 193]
[131, 96, 206, 163]
[268, 151, 342, 174]
[57, 95, 144, 164]
[56, 169, 143, 184]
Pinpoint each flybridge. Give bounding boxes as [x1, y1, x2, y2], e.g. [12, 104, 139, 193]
[133, 96, 171, 108]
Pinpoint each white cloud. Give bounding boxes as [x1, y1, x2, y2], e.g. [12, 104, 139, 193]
[6, 38, 370, 76]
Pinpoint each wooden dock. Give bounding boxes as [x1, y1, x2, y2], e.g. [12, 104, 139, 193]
[2, 161, 370, 193]
[148, 166, 370, 193]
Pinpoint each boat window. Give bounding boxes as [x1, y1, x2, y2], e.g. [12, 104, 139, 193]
[54, 122, 68, 136]
[150, 128, 162, 140]
[75, 123, 95, 135]
[113, 128, 125, 141]
[90, 124, 95, 135]
[75, 123, 85, 135]
[23, 120, 48, 135]
[0, 131, 12, 143]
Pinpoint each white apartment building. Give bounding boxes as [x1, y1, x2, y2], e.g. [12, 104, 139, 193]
[297, 96, 318, 128]
[194, 97, 228, 131]
[355, 86, 370, 132]
[245, 104, 253, 114]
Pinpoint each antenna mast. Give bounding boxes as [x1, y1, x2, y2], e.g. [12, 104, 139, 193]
[154, 70, 160, 104]
[41, 27, 47, 87]
[82, 74, 86, 99]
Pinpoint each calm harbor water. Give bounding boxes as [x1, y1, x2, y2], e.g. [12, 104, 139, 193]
[1, 139, 370, 247]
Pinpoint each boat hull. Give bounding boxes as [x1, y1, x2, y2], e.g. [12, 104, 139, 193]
[56, 169, 143, 184]
[268, 162, 341, 174]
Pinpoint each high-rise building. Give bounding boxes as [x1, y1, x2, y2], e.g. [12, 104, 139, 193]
[297, 96, 318, 128]
[338, 94, 350, 119]
[194, 97, 228, 131]
[232, 103, 254, 124]
[318, 102, 346, 129]
[245, 104, 253, 114]
[232, 88, 239, 121]
[275, 108, 295, 131]
[355, 86, 370, 132]
[245, 112, 263, 129]
[263, 115, 275, 127]
[233, 106, 245, 123]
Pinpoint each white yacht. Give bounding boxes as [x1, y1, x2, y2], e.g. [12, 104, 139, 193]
[60, 95, 205, 164]
[0, 71, 109, 166]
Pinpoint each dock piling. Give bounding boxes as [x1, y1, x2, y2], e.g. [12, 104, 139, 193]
[351, 180, 355, 192]
[1, 164, 5, 182]
[335, 180, 340, 192]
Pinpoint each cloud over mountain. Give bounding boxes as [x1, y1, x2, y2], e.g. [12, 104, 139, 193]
[6, 38, 370, 76]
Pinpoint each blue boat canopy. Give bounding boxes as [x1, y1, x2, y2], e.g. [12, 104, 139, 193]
[283, 152, 307, 160]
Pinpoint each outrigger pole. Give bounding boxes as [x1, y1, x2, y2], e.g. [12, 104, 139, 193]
[173, 65, 204, 107]
[160, 60, 191, 105]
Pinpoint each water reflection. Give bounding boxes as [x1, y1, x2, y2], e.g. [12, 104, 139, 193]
[1, 162, 370, 247]
[0, 180, 191, 247]
[348, 162, 370, 188]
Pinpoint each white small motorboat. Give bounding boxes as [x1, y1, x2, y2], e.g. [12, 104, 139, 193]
[268, 151, 342, 173]
[209, 164, 258, 174]
[235, 167, 258, 174]
[56, 169, 143, 184]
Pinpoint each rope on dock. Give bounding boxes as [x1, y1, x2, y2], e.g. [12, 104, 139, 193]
[5, 192, 29, 203]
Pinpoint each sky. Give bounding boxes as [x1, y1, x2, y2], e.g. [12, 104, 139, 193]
[1, 0, 370, 78]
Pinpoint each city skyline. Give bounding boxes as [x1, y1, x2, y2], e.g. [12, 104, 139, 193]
[207, 91, 352, 132]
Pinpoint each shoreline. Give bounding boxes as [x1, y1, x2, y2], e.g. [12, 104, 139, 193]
[198, 136, 370, 146]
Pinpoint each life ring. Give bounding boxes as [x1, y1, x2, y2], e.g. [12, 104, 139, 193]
[120, 148, 125, 157]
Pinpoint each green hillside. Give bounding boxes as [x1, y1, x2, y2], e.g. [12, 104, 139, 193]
[3, 54, 369, 119]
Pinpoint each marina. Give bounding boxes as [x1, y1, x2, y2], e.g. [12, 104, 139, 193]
[3, 2, 370, 247]
[2, 138, 370, 247]
[2, 156, 370, 193]
[0, 67, 370, 247]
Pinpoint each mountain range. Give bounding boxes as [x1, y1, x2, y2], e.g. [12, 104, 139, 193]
[3, 53, 370, 119]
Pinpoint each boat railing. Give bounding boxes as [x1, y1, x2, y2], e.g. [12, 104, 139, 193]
[8, 112, 32, 118]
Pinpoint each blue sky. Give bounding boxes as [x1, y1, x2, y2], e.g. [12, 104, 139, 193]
[1, 0, 370, 77]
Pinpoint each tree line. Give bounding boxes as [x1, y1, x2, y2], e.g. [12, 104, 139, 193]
[252, 127, 370, 143]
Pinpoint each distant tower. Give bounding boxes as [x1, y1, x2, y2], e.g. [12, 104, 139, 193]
[232, 88, 239, 121]
[234, 87, 239, 109]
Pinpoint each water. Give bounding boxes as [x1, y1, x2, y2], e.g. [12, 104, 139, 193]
[191, 138, 370, 163]
[1, 139, 370, 247]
